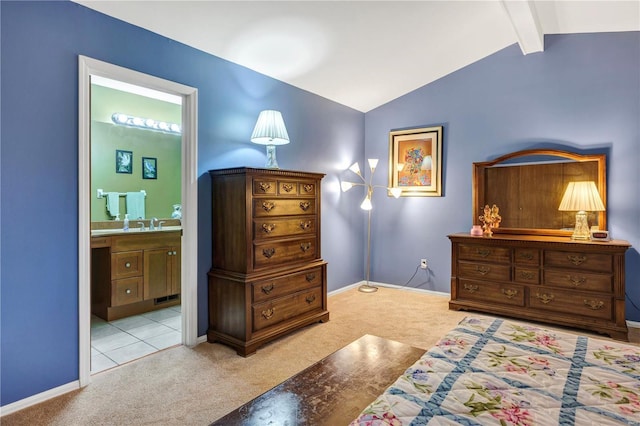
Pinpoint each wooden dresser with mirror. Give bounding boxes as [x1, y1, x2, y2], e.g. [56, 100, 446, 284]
[449, 149, 631, 340]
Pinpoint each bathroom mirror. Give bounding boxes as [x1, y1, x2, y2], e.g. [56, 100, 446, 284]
[473, 149, 606, 237]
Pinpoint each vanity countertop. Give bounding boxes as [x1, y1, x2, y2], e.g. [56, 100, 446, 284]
[90, 226, 182, 237]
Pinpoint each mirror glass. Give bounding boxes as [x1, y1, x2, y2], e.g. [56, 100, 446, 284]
[473, 149, 606, 236]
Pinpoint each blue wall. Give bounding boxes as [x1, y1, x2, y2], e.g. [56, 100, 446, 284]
[0, 1, 364, 406]
[364, 32, 640, 316]
[2, 0, 639, 409]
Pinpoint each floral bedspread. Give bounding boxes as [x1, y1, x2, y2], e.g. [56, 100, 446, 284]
[351, 316, 640, 425]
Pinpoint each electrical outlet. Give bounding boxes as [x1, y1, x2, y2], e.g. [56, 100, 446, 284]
[420, 259, 428, 269]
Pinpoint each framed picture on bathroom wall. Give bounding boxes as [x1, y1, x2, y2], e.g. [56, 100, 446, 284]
[142, 157, 157, 179]
[115, 149, 133, 174]
[388, 125, 443, 197]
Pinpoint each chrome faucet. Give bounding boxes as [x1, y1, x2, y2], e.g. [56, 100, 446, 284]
[150, 217, 158, 230]
[158, 220, 165, 230]
[137, 221, 145, 231]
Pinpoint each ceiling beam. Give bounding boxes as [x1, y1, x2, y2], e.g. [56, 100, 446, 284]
[500, 0, 545, 55]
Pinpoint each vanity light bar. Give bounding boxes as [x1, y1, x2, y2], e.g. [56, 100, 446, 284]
[111, 113, 181, 135]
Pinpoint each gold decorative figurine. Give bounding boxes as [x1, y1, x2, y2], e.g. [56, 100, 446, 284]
[479, 204, 501, 237]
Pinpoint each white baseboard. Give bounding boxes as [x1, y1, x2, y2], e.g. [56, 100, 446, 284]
[329, 280, 450, 298]
[0, 380, 80, 417]
[626, 320, 640, 329]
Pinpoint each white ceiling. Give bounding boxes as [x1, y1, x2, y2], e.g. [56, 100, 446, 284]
[74, 1, 639, 112]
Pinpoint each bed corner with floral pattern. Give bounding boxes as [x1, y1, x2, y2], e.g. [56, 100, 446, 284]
[351, 316, 640, 425]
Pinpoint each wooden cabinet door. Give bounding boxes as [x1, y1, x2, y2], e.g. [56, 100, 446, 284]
[144, 248, 172, 300]
[170, 246, 181, 295]
[143, 247, 180, 300]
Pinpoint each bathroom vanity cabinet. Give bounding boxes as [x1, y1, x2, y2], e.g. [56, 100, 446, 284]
[91, 230, 181, 321]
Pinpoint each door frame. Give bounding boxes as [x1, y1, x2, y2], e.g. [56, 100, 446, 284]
[78, 56, 198, 387]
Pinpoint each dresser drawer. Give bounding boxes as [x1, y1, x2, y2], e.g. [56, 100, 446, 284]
[253, 216, 316, 240]
[111, 251, 143, 279]
[458, 280, 525, 306]
[544, 270, 612, 293]
[252, 266, 323, 303]
[458, 261, 510, 281]
[458, 245, 510, 263]
[529, 288, 612, 320]
[544, 251, 612, 272]
[514, 248, 539, 265]
[252, 287, 322, 332]
[253, 199, 316, 217]
[253, 179, 277, 196]
[254, 239, 317, 269]
[111, 277, 143, 306]
[514, 267, 539, 284]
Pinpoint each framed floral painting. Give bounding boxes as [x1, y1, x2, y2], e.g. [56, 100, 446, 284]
[388, 126, 443, 196]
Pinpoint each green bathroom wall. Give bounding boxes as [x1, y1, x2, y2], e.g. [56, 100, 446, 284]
[90, 85, 181, 221]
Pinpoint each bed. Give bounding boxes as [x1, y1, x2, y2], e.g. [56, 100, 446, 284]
[351, 316, 640, 425]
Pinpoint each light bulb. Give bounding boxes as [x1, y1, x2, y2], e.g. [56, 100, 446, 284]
[368, 159, 379, 171]
[389, 187, 402, 198]
[341, 181, 356, 192]
[348, 162, 361, 176]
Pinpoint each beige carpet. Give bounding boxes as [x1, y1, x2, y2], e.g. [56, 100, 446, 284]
[0, 286, 618, 425]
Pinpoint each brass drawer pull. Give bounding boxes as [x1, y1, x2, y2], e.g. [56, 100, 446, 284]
[261, 283, 274, 294]
[536, 292, 555, 304]
[502, 289, 518, 299]
[476, 265, 490, 275]
[262, 248, 276, 258]
[300, 242, 311, 252]
[584, 299, 604, 310]
[299, 201, 311, 211]
[305, 295, 316, 304]
[519, 271, 535, 280]
[463, 283, 479, 293]
[258, 182, 271, 192]
[125, 262, 131, 268]
[303, 184, 313, 193]
[476, 248, 491, 257]
[262, 223, 276, 234]
[306, 273, 316, 282]
[300, 221, 311, 230]
[567, 255, 587, 266]
[262, 201, 275, 212]
[282, 183, 294, 192]
[261, 308, 275, 320]
[519, 252, 534, 260]
[568, 275, 586, 286]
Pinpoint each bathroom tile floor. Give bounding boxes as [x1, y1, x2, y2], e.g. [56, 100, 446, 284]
[91, 305, 181, 374]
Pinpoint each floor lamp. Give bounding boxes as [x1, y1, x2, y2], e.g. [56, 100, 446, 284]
[342, 159, 401, 292]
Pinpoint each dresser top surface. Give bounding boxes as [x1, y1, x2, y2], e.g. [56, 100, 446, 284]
[448, 232, 631, 249]
[208, 167, 325, 179]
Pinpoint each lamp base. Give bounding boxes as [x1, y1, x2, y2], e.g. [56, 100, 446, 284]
[358, 283, 378, 293]
[265, 145, 279, 169]
[571, 210, 591, 240]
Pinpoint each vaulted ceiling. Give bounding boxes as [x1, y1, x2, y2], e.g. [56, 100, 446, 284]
[74, 1, 639, 112]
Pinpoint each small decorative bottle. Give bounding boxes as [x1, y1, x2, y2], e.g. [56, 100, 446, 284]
[123, 213, 130, 231]
[171, 204, 182, 220]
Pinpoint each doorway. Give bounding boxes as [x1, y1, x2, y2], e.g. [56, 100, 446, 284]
[78, 56, 198, 386]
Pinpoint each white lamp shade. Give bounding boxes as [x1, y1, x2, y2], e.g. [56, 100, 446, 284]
[368, 159, 379, 170]
[348, 162, 361, 176]
[250, 110, 290, 145]
[558, 181, 605, 212]
[360, 196, 372, 210]
[341, 181, 356, 192]
[389, 187, 402, 198]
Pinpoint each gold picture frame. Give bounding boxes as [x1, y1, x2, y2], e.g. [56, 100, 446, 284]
[388, 126, 443, 197]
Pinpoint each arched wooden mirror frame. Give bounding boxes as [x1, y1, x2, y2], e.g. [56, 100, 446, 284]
[472, 149, 606, 237]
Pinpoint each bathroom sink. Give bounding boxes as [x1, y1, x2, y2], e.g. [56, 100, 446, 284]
[91, 226, 182, 237]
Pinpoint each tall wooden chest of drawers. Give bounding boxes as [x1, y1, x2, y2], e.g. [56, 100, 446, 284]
[448, 233, 631, 340]
[208, 168, 329, 356]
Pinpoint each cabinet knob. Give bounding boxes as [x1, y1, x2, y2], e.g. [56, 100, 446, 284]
[282, 183, 294, 192]
[501, 289, 518, 299]
[262, 201, 275, 212]
[262, 223, 276, 234]
[300, 242, 311, 252]
[168, 251, 172, 255]
[258, 182, 271, 192]
[303, 184, 313, 193]
[305, 295, 316, 304]
[463, 283, 479, 293]
[536, 292, 555, 304]
[568, 275, 586, 286]
[125, 262, 131, 268]
[299, 221, 311, 230]
[262, 248, 276, 258]
[173, 251, 177, 255]
[305, 273, 316, 282]
[125, 289, 131, 294]
[475, 265, 490, 275]
[261, 283, 274, 294]
[261, 308, 275, 320]
[299, 201, 311, 211]
[584, 299, 604, 310]
[567, 254, 587, 266]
